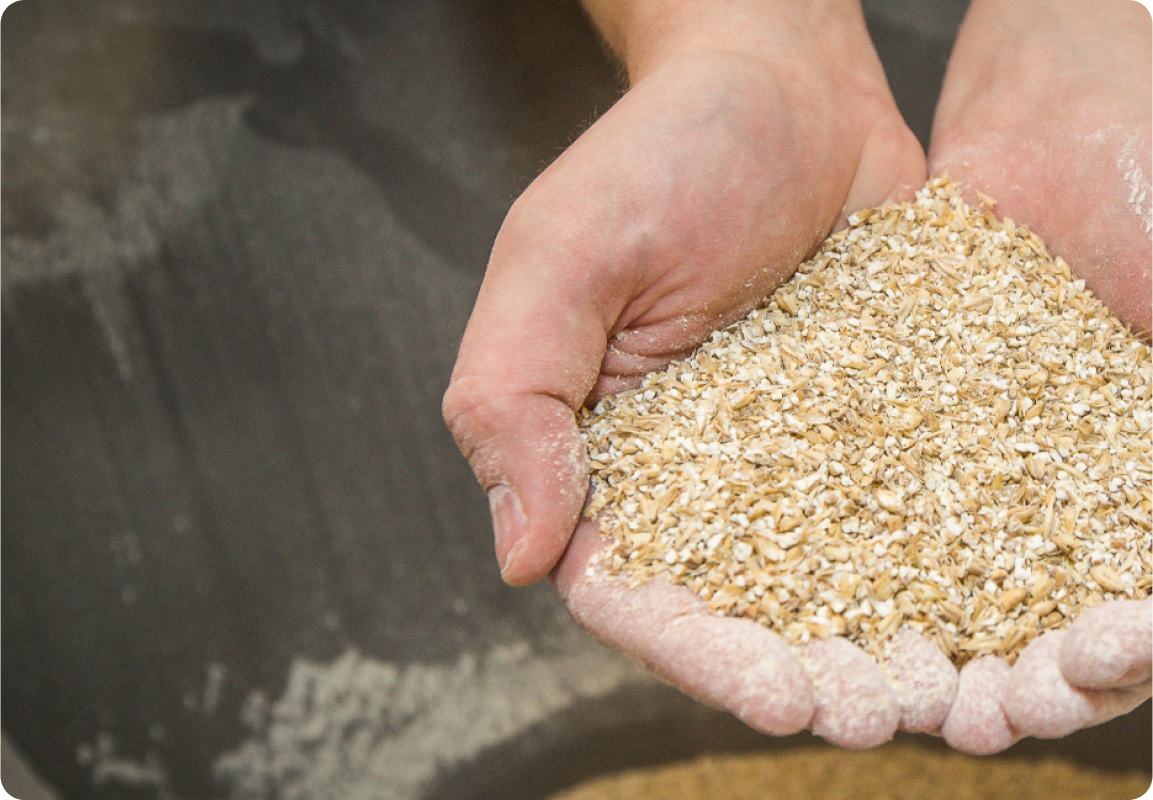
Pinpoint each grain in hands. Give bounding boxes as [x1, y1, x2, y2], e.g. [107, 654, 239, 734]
[579, 178, 1151, 666]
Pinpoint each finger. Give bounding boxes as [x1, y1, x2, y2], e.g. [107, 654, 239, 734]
[598, 338, 696, 380]
[444, 73, 758, 586]
[587, 338, 699, 406]
[552, 519, 815, 736]
[587, 374, 645, 406]
[1059, 598, 1152, 690]
[941, 657, 1019, 755]
[884, 628, 958, 734]
[444, 382, 593, 585]
[443, 149, 639, 585]
[1003, 632, 1099, 737]
[802, 637, 900, 749]
[1004, 629, 1151, 739]
[838, 111, 927, 226]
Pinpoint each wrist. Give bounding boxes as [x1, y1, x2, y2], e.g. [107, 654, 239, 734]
[582, 0, 873, 84]
[965, 0, 1144, 18]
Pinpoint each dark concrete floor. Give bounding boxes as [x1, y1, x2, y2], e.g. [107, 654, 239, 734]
[2, 2, 1148, 799]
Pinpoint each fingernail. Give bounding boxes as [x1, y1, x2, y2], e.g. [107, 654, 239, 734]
[488, 485, 527, 575]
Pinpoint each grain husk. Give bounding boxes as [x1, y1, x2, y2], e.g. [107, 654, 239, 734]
[579, 178, 1152, 666]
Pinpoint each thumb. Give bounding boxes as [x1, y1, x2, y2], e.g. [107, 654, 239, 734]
[443, 188, 627, 586]
[444, 388, 591, 586]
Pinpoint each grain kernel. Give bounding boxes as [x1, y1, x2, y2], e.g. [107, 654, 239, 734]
[580, 178, 1151, 669]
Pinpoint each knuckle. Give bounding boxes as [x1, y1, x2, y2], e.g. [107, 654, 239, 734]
[441, 376, 510, 465]
[441, 378, 482, 449]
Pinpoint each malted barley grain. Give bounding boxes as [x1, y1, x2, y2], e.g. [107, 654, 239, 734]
[579, 178, 1152, 666]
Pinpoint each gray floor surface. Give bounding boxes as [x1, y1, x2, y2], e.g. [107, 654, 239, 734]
[3, 1, 1149, 799]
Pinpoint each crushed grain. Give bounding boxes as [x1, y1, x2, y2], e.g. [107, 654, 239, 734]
[579, 178, 1152, 667]
[547, 745, 1152, 800]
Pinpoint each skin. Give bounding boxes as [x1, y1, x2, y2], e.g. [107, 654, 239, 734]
[929, 0, 1152, 754]
[444, 0, 1151, 749]
[444, 0, 937, 746]
[444, 0, 925, 585]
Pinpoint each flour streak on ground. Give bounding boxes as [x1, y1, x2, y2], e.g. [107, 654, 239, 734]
[212, 642, 641, 800]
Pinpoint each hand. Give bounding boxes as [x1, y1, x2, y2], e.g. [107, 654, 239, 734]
[444, 0, 939, 745]
[552, 519, 959, 747]
[928, 0, 1152, 334]
[928, 0, 1152, 753]
[941, 600, 1152, 754]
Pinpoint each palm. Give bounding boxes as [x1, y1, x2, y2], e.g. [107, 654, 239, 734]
[927, 0, 1152, 753]
[449, 42, 924, 581]
[445, 22, 937, 746]
[524, 50, 926, 404]
[928, 0, 1152, 334]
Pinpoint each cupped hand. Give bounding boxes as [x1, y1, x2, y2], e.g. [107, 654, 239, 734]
[928, 0, 1152, 754]
[941, 600, 1152, 755]
[552, 520, 959, 747]
[444, 0, 942, 745]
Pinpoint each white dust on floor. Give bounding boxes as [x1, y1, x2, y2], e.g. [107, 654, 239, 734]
[212, 642, 642, 800]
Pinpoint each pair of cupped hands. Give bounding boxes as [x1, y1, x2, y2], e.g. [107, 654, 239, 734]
[443, 0, 1152, 753]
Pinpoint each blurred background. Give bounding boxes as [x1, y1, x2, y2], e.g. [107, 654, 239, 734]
[2, 1, 1149, 798]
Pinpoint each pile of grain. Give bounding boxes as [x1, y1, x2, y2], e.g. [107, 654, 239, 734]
[579, 177, 1151, 666]
[547, 745, 1151, 800]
